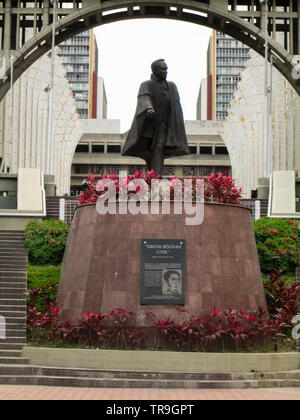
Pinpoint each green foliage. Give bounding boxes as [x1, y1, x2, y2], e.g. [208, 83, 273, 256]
[25, 219, 68, 265]
[27, 264, 61, 312]
[253, 217, 300, 274]
[27, 263, 61, 289]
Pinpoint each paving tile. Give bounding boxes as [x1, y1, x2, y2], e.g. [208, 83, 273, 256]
[0, 386, 299, 400]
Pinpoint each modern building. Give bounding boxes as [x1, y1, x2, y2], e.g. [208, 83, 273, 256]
[70, 120, 231, 196]
[58, 29, 104, 119]
[197, 31, 250, 121]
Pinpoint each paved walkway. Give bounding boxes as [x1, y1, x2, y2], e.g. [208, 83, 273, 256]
[0, 386, 299, 400]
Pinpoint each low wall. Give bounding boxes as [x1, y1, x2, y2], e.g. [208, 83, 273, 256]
[23, 347, 300, 373]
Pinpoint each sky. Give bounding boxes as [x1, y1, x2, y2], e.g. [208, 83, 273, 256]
[94, 20, 212, 132]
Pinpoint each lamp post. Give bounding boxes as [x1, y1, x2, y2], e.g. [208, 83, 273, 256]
[260, 0, 272, 179]
[9, 55, 14, 173]
[46, 0, 57, 175]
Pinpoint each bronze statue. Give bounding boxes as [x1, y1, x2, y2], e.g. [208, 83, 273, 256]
[122, 59, 190, 174]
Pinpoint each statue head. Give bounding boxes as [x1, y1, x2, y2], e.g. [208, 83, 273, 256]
[151, 59, 168, 81]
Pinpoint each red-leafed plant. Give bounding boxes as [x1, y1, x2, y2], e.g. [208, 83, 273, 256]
[107, 308, 135, 349]
[204, 171, 242, 204]
[78, 171, 242, 206]
[74, 311, 108, 347]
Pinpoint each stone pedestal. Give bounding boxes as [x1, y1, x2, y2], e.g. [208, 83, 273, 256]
[58, 203, 267, 326]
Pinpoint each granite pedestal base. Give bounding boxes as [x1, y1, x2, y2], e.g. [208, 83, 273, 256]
[58, 203, 267, 326]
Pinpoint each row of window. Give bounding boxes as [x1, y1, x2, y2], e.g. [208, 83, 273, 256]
[72, 165, 231, 177]
[217, 93, 234, 103]
[216, 112, 228, 120]
[217, 76, 242, 84]
[216, 67, 243, 75]
[60, 37, 90, 46]
[216, 103, 231, 111]
[217, 57, 248, 65]
[75, 144, 229, 155]
[217, 49, 249, 57]
[216, 85, 236, 93]
[68, 82, 89, 91]
[64, 64, 89, 72]
[61, 56, 90, 64]
[78, 109, 88, 119]
[58, 46, 89, 55]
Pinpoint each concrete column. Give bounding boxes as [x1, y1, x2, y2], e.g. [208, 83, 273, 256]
[3, 0, 11, 53]
[43, 0, 50, 27]
[254, 200, 261, 220]
[59, 198, 65, 221]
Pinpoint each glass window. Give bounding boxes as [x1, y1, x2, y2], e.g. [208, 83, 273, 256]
[75, 144, 89, 153]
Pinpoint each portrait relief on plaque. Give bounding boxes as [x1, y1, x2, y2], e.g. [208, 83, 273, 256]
[141, 239, 186, 305]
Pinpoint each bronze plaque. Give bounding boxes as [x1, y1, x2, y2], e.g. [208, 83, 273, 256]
[141, 239, 186, 305]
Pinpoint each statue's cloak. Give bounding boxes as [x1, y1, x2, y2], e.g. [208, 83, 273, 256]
[122, 78, 190, 161]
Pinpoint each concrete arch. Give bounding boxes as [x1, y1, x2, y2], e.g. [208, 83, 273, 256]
[0, 0, 299, 102]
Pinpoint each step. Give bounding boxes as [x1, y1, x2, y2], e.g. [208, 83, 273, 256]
[3, 317, 26, 325]
[0, 272, 27, 279]
[0, 337, 26, 345]
[0, 243, 26, 249]
[0, 374, 299, 389]
[0, 299, 27, 307]
[0, 305, 27, 312]
[0, 350, 24, 358]
[0, 292, 27, 299]
[1, 323, 26, 331]
[0, 255, 28, 261]
[0, 311, 26, 318]
[0, 343, 26, 351]
[0, 250, 27, 256]
[1, 330, 26, 338]
[0, 283, 26, 290]
[0, 357, 29, 365]
[0, 270, 27, 275]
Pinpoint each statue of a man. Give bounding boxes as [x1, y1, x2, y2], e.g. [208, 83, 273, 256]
[122, 59, 190, 174]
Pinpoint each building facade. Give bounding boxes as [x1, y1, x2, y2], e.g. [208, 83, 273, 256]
[58, 29, 103, 119]
[222, 51, 300, 198]
[70, 120, 231, 195]
[0, 52, 82, 196]
[198, 31, 250, 121]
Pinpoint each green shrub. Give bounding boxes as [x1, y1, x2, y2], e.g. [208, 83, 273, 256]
[253, 217, 300, 274]
[27, 263, 62, 289]
[25, 219, 68, 265]
[27, 264, 61, 312]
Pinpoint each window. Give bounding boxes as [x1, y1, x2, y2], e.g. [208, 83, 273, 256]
[75, 144, 89, 153]
[74, 165, 89, 174]
[92, 144, 105, 153]
[128, 165, 146, 175]
[200, 146, 213, 155]
[163, 166, 175, 176]
[215, 146, 229, 155]
[91, 165, 104, 174]
[215, 166, 229, 174]
[107, 145, 121, 153]
[106, 165, 120, 174]
[199, 167, 212, 177]
[189, 146, 197, 154]
[183, 166, 196, 176]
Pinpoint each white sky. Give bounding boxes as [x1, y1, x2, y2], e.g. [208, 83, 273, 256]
[94, 20, 212, 132]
